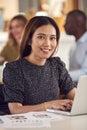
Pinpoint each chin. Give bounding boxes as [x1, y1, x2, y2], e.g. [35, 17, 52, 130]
[40, 52, 53, 59]
[42, 55, 51, 59]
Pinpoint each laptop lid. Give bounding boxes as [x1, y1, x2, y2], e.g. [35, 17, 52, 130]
[46, 75, 87, 116]
[70, 75, 87, 115]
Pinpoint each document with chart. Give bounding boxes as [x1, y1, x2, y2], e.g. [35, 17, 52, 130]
[0, 111, 63, 128]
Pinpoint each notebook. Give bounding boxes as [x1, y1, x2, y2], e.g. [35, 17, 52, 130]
[46, 75, 87, 116]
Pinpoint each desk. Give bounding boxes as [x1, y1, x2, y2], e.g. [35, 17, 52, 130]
[0, 115, 87, 130]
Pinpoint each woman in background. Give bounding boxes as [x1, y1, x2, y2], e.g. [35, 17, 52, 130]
[3, 16, 76, 114]
[0, 14, 27, 65]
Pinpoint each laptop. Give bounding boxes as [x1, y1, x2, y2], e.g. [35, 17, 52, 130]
[46, 75, 87, 116]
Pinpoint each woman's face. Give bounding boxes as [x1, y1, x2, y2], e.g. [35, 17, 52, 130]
[30, 24, 57, 60]
[10, 19, 24, 43]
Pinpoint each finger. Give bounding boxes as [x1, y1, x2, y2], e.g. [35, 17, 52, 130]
[63, 99, 73, 105]
[52, 104, 66, 111]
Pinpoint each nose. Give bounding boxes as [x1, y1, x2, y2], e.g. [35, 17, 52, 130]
[44, 38, 51, 46]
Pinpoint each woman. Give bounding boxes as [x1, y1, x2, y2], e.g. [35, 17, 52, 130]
[0, 14, 27, 65]
[3, 16, 76, 114]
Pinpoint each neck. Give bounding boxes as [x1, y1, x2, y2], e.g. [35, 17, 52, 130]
[25, 55, 46, 66]
[16, 38, 21, 46]
[75, 29, 86, 41]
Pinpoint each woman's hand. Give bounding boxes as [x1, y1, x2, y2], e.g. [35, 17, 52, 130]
[8, 99, 73, 114]
[44, 99, 73, 111]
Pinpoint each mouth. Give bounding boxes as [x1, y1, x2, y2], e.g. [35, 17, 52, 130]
[40, 48, 51, 53]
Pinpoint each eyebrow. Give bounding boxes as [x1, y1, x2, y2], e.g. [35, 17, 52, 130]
[36, 33, 56, 37]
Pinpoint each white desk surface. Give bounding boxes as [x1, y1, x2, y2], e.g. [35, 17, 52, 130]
[0, 114, 87, 130]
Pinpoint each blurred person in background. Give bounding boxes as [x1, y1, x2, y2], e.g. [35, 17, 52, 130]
[0, 14, 27, 114]
[64, 10, 87, 83]
[0, 14, 27, 65]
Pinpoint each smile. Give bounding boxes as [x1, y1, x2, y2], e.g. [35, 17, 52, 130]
[41, 48, 51, 53]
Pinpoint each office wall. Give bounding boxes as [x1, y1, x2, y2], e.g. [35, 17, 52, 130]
[19, 0, 40, 14]
[0, 0, 19, 20]
[0, 9, 4, 30]
[79, 0, 87, 15]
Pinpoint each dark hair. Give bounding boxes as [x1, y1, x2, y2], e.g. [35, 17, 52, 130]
[67, 10, 87, 26]
[20, 16, 60, 58]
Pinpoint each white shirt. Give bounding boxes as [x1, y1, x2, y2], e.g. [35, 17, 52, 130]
[69, 31, 87, 81]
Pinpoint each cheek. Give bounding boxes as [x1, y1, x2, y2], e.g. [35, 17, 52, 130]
[32, 39, 41, 48]
[19, 27, 24, 32]
[17, 28, 23, 35]
[52, 42, 57, 49]
[31, 41, 39, 51]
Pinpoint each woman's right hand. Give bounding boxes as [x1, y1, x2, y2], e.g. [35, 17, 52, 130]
[44, 99, 73, 111]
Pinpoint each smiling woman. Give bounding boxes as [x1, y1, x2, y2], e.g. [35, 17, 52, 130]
[2, 16, 76, 114]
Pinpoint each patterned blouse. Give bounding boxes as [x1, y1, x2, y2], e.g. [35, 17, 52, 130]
[3, 57, 75, 105]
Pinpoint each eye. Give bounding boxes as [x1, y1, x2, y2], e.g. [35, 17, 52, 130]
[37, 35, 45, 39]
[50, 36, 56, 41]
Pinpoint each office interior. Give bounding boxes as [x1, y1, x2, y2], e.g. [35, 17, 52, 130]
[0, 0, 87, 81]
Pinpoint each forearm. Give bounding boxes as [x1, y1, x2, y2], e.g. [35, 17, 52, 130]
[66, 88, 76, 100]
[8, 98, 73, 114]
[8, 102, 46, 114]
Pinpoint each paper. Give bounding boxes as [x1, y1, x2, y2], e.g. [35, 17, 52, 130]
[26, 111, 63, 121]
[0, 118, 4, 124]
[0, 113, 50, 128]
[0, 111, 64, 128]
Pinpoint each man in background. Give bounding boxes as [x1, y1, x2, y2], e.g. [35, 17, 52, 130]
[64, 9, 87, 82]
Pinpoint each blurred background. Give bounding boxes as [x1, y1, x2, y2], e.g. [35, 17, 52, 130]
[0, 0, 87, 70]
